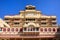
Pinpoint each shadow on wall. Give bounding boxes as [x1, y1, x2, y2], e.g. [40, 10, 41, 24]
[55, 27, 60, 40]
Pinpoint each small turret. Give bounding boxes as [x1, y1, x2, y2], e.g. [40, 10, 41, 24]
[25, 5, 36, 10]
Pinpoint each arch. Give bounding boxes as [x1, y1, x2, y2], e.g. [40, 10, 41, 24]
[27, 22, 36, 27]
[23, 22, 40, 27]
[28, 25, 35, 31]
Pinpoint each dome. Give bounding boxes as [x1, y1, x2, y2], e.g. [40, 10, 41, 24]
[25, 5, 36, 10]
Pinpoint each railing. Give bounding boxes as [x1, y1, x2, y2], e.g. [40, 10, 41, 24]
[51, 20, 56, 22]
[4, 20, 10, 22]
[40, 21, 47, 22]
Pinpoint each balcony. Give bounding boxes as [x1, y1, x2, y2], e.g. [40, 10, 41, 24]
[52, 24, 57, 27]
[25, 21, 36, 23]
[13, 21, 20, 22]
[13, 25, 20, 27]
[41, 25, 47, 27]
[41, 21, 47, 22]
[4, 20, 10, 22]
[51, 20, 56, 22]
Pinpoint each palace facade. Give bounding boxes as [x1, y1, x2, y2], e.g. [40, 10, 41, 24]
[0, 5, 60, 40]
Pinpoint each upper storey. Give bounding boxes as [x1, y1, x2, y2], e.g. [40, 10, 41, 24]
[19, 5, 42, 18]
[4, 5, 57, 27]
[4, 5, 56, 19]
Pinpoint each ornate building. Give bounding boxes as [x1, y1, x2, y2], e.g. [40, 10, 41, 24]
[0, 5, 60, 40]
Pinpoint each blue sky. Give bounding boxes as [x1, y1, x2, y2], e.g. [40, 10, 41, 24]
[0, 0, 60, 25]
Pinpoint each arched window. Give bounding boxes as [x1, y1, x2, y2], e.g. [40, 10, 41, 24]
[7, 28, 10, 31]
[0, 28, 2, 31]
[53, 28, 55, 32]
[16, 28, 18, 32]
[28, 27, 32, 31]
[28, 25, 34, 31]
[48, 28, 51, 32]
[40, 28, 43, 32]
[24, 27, 27, 31]
[11, 28, 14, 32]
[20, 28, 23, 32]
[33, 27, 35, 31]
[57, 28, 60, 32]
[3, 28, 6, 32]
[36, 27, 39, 31]
[44, 28, 47, 32]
